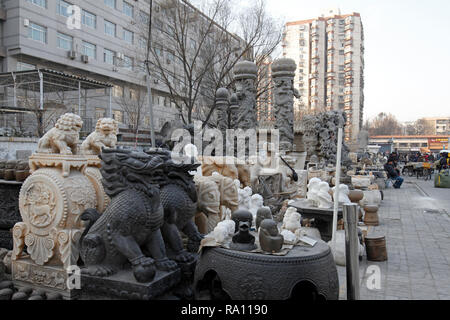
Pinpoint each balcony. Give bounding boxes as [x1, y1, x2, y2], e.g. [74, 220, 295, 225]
[326, 25, 334, 33]
[345, 23, 354, 31]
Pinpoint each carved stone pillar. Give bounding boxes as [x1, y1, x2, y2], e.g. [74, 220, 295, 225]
[271, 58, 298, 153]
[215, 88, 229, 136]
[233, 61, 258, 130]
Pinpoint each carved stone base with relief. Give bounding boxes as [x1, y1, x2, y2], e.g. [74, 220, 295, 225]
[12, 154, 98, 299]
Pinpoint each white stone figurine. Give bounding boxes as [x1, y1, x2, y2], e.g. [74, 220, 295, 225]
[249, 194, 264, 222]
[317, 181, 333, 209]
[282, 207, 302, 233]
[332, 184, 351, 205]
[307, 177, 322, 207]
[211, 220, 236, 243]
[238, 185, 253, 211]
[280, 230, 297, 244]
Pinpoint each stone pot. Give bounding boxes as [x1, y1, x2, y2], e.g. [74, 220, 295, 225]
[363, 205, 379, 226]
[348, 190, 364, 203]
[4, 160, 17, 181]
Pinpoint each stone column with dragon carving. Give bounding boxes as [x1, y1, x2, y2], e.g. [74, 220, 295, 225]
[11, 113, 101, 299]
[271, 58, 299, 154]
[232, 61, 258, 130]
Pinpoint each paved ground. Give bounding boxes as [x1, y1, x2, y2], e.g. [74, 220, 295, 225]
[337, 176, 450, 300]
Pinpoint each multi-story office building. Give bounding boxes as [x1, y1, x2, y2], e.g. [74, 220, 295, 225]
[282, 9, 364, 144]
[0, 0, 242, 142]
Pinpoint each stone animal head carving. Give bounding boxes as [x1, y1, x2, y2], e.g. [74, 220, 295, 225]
[96, 118, 118, 136]
[55, 113, 83, 132]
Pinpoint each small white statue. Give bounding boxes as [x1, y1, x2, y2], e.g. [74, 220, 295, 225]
[211, 220, 236, 243]
[282, 207, 302, 233]
[238, 185, 253, 211]
[317, 181, 333, 209]
[249, 194, 264, 222]
[332, 184, 351, 205]
[307, 177, 322, 207]
[280, 230, 297, 244]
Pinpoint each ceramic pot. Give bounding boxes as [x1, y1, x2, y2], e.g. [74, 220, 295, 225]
[348, 190, 364, 203]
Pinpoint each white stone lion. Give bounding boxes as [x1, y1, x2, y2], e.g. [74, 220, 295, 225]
[37, 113, 83, 155]
[81, 118, 118, 155]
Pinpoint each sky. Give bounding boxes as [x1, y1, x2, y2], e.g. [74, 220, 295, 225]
[264, 0, 450, 123]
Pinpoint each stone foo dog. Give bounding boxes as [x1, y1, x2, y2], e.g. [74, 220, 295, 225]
[37, 113, 83, 155]
[81, 118, 118, 155]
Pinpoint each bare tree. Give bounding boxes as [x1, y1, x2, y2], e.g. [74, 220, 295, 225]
[16, 87, 69, 137]
[367, 112, 403, 136]
[114, 86, 147, 145]
[133, 0, 283, 128]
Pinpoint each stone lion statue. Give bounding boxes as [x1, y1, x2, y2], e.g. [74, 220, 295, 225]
[81, 118, 118, 155]
[200, 156, 251, 188]
[37, 113, 83, 155]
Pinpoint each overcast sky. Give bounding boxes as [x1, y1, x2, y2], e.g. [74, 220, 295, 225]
[264, 0, 450, 123]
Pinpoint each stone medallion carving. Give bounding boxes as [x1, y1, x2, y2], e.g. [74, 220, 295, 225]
[15, 166, 96, 267]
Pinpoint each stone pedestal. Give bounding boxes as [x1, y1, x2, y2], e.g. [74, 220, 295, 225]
[12, 154, 98, 298]
[12, 257, 80, 300]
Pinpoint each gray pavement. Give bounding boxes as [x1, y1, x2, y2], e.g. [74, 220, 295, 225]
[337, 178, 450, 300]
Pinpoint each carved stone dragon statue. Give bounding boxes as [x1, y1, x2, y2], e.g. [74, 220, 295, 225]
[79, 149, 179, 283]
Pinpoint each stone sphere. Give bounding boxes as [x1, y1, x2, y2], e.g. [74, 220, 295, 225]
[216, 87, 229, 100]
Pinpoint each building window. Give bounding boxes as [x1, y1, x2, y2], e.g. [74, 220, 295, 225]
[140, 11, 150, 25]
[166, 50, 174, 63]
[155, 46, 163, 57]
[82, 10, 96, 29]
[17, 62, 36, 71]
[82, 41, 96, 58]
[27, 0, 47, 8]
[28, 22, 47, 43]
[339, 79, 345, 85]
[113, 85, 123, 97]
[104, 0, 116, 9]
[104, 20, 116, 37]
[95, 108, 106, 120]
[139, 38, 147, 49]
[123, 56, 133, 70]
[112, 110, 123, 123]
[154, 19, 163, 31]
[57, 0, 72, 17]
[339, 50, 344, 55]
[104, 49, 115, 65]
[339, 65, 345, 71]
[123, 2, 133, 17]
[57, 32, 73, 50]
[129, 88, 138, 100]
[123, 29, 134, 44]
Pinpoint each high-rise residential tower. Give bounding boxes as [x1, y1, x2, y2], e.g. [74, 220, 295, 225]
[282, 10, 364, 144]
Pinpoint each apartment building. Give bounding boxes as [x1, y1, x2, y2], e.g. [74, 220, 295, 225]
[0, 0, 242, 142]
[423, 117, 450, 135]
[282, 9, 364, 144]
